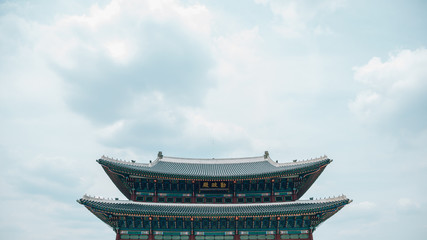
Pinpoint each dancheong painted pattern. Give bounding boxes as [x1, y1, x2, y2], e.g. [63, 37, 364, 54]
[78, 151, 351, 240]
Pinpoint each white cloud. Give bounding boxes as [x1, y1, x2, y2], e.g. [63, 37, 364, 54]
[349, 48, 427, 132]
[59, 1, 121, 28]
[256, 0, 344, 38]
[29, 0, 215, 126]
[354, 200, 376, 210]
[344, 200, 379, 218]
[214, 26, 263, 79]
[397, 198, 421, 210]
[349, 90, 382, 121]
[104, 39, 135, 64]
[97, 119, 126, 139]
[28, 0, 212, 71]
[313, 25, 334, 36]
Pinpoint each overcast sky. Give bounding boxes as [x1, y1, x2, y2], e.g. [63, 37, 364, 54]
[1, 0, 426, 239]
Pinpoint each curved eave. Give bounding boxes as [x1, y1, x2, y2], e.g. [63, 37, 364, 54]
[297, 166, 328, 199]
[101, 165, 132, 200]
[80, 204, 114, 230]
[78, 195, 351, 218]
[315, 204, 348, 228]
[97, 157, 332, 181]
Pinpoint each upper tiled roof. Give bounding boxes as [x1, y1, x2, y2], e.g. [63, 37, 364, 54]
[97, 153, 332, 180]
[78, 195, 351, 217]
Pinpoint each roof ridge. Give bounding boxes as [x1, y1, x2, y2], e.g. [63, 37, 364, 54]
[275, 155, 330, 166]
[159, 155, 267, 164]
[99, 155, 151, 167]
[163, 155, 265, 161]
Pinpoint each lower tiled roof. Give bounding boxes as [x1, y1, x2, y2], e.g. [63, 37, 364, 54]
[78, 195, 351, 217]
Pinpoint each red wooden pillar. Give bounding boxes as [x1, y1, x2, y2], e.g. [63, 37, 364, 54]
[271, 179, 275, 202]
[154, 179, 158, 202]
[233, 181, 237, 203]
[190, 217, 195, 240]
[192, 180, 196, 203]
[234, 217, 240, 240]
[148, 217, 154, 240]
[233, 234, 240, 240]
[308, 230, 314, 240]
[116, 231, 121, 240]
[291, 188, 297, 201]
[275, 216, 280, 240]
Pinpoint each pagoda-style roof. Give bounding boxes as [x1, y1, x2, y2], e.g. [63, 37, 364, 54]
[97, 154, 332, 180]
[78, 195, 351, 218]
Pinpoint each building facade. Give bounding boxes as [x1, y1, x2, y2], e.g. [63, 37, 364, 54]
[78, 152, 351, 240]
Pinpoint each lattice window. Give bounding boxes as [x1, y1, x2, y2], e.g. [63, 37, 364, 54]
[246, 217, 253, 229]
[238, 218, 244, 228]
[202, 219, 209, 229]
[262, 217, 270, 229]
[159, 218, 167, 229]
[254, 217, 260, 228]
[220, 218, 227, 229]
[193, 219, 201, 229]
[259, 180, 265, 191]
[279, 218, 286, 228]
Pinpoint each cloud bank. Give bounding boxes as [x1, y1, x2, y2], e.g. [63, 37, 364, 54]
[1, 1, 427, 240]
[350, 48, 427, 133]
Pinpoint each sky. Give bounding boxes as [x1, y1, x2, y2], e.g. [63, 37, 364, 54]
[0, 0, 426, 239]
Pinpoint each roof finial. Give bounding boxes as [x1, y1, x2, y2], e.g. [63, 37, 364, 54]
[264, 151, 269, 159]
[158, 151, 163, 159]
